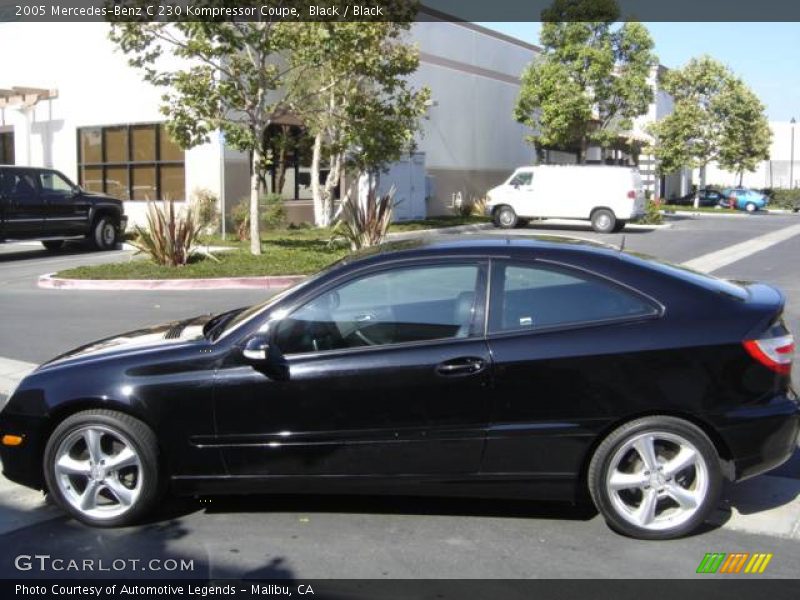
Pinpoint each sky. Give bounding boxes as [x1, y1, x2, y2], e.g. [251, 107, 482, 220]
[479, 22, 800, 122]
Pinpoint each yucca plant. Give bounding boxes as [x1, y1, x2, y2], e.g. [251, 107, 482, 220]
[470, 196, 489, 217]
[131, 199, 203, 267]
[332, 185, 396, 251]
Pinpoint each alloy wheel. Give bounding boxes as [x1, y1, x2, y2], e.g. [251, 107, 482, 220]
[53, 425, 143, 520]
[605, 431, 709, 532]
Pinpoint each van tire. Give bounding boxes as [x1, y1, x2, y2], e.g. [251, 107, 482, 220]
[591, 209, 617, 233]
[494, 206, 518, 229]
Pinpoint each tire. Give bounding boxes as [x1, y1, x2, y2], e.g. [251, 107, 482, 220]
[587, 416, 722, 540]
[42, 240, 65, 251]
[591, 209, 617, 233]
[612, 220, 627, 233]
[745, 202, 757, 213]
[90, 216, 119, 251]
[493, 205, 518, 229]
[43, 409, 161, 527]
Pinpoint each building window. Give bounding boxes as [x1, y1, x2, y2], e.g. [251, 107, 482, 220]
[77, 123, 185, 201]
[0, 131, 14, 165]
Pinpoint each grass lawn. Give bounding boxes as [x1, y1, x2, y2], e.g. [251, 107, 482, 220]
[56, 217, 486, 280]
[660, 204, 738, 214]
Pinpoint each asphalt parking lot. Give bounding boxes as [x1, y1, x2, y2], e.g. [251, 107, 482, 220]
[0, 212, 799, 579]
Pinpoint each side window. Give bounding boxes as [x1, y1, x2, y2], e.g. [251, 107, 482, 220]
[275, 264, 482, 355]
[40, 171, 74, 194]
[489, 262, 656, 333]
[6, 171, 39, 201]
[509, 172, 533, 186]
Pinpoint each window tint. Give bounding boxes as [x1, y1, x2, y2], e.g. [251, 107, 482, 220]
[1, 171, 38, 200]
[490, 263, 655, 333]
[509, 172, 532, 186]
[275, 264, 482, 354]
[40, 171, 73, 193]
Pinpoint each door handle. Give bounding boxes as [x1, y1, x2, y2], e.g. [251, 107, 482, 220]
[436, 357, 486, 376]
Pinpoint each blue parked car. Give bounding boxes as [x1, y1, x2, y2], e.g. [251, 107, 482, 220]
[721, 187, 768, 212]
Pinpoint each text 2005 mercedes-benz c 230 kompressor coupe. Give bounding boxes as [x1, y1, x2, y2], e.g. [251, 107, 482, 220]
[0, 237, 797, 539]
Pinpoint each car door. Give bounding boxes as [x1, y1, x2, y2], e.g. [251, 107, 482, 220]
[0, 169, 43, 239]
[38, 170, 90, 237]
[481, 259, 661, 480]
[214, 259, 492, 477]
[506, 170, 536, 217]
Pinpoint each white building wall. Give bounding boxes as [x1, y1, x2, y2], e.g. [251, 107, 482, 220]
[703, 121, 799, 189]
[0, 22, 222, 226]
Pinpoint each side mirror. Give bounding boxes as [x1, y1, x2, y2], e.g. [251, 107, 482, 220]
[243, 335, 270, 362]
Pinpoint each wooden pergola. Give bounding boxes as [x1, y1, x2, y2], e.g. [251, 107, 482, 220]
[0, 87, 58, 110]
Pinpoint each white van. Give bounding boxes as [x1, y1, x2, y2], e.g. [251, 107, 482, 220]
[485, 165, 646, 233]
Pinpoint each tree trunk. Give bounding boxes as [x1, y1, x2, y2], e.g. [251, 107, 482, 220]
[738, 170, 744, 187]
[579, 137, 588, 164]
[695, 165, 707, 209]
[249, 145, 262, 255]
[311, 133, 325, 227]
[323, 152, 343, 225]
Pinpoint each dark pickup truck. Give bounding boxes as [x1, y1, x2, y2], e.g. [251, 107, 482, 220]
[0, 165, 127, 251]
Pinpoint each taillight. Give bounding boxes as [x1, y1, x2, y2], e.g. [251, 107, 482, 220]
[627, 190, 636, 199]
[743, 334, 794, 375]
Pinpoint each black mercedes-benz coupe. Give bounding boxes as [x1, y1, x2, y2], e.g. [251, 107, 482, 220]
[0, 237, 797, 539]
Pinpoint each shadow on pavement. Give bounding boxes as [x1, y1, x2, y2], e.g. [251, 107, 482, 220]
[0, 241, 121, 263]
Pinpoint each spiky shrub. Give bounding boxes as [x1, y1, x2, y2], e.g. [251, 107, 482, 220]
[131, 200, 202, 267]
[332, 186, 396, 251]
[470, 196, 488, 217]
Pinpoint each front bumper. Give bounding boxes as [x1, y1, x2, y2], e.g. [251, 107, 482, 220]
[119, 215, 128, 233]
[0, 412, 48, 490]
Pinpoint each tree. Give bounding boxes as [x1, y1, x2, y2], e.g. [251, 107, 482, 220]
[285, 15, 430, 227]
[109, 16, 293, 255]
[514, 0, 656, 162]
[649, 56, 771, 193]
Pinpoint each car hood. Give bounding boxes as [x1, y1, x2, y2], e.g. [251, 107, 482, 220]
[39, 314, 214, 370]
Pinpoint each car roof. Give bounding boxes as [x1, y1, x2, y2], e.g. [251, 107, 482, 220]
[340, 235, 621, 268]
[0, 165, 57, 172]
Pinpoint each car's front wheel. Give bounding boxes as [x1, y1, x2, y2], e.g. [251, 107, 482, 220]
[494, 205, 518, 229]
[90, 216, 119, 251]
[43, 409, 161, 527]
[588, 416, 722, 540]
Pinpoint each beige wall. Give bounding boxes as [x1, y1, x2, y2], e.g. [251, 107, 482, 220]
[425, 167, 512, 216]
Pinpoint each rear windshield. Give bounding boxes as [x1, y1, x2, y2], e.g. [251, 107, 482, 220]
[623, 253, 749, 301]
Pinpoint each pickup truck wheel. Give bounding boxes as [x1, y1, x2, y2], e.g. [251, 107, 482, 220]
[91, 216, 119, 251]
[494, 206, 518, 229]
[591, 209, 617, 233]
[42, 240, 65, 251]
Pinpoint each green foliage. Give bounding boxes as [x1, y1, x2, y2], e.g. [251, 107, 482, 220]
[769, 188, 800, 210]
[191, 188, 219, 231]
[648, 56, 771, 179]
[285, 12, 430, 225]
[638, 198, 663, 224]
[332, 187, 396, 251]
[130, 200, 203, 267]
[261, 193, 288, 230]
[514, 0, 656, 160]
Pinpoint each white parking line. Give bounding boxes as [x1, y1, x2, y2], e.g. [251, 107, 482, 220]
[682, 222, 800, 273]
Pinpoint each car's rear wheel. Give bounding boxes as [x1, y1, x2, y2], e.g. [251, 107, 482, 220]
[42, 240, 64, 251]
[494, 205, 518, 229]
[588, 416, 721, 540]
[591, 209, 617, 233]
[91, 216, 119, 251]
[44, 409, 160, 527]
[745, 202, 757, 213]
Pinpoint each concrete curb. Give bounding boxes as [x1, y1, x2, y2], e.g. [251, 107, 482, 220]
[386, 222, 493, 240]
[38, 272, 306, 291]
[662, 209, 798, 218]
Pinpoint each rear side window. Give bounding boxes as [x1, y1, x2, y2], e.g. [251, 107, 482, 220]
[489, 262, 656, 333]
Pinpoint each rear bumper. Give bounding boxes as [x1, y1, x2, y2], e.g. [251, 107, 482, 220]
[716, 395, 800, 481]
